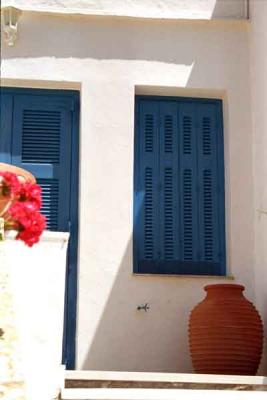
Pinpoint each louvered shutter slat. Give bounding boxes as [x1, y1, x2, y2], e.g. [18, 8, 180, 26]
[134, 100, 160, 271]
[159, 103, 180, 265]
[12, 95, 73, 232]
[197, 104, 223, 273]
[37, 178, 59, 231]
[179, 104, 199, 265]
[21, 109, 61, 163]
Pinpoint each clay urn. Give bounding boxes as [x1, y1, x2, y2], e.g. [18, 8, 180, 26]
[0, 163, 36, 219]
[189, 284, 264, 375]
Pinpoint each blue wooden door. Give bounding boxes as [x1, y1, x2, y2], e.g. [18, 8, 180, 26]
[0, 87, 79, 368]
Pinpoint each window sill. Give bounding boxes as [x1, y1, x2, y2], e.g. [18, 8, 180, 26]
[133, 273, 235, 280]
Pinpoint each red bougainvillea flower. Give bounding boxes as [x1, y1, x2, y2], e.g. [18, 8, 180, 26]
[0, 172, 20, 196]
[8, 202, 46, 247]
[0, 170, 46, 246]
[16, 182, 42, 210]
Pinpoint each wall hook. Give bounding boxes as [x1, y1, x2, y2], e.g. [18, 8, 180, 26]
[137, 303, 150, 312]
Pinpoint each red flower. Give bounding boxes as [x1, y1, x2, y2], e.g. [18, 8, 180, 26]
[0, 170, 46, 247]
[8, 202, 46, 247]
[0, 172, 20, 197]
[16, 183, 42, 210]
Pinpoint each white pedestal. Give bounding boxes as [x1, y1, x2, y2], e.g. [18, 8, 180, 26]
[3, 231, 69, 400]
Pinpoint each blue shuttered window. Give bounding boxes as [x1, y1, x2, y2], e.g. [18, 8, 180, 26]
[0, 87, 79, 368]
[134, 97, 226, 275]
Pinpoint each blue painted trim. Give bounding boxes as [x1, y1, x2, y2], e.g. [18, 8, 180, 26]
[62, 93, 80, 369]
[0, 93, 13, 163]
[136, 95, 222, 105]
[133, 99, 140, 273]
[216, 102, 226, 275]
[1, 87, 78, 98]
[138, 260, 222, 275]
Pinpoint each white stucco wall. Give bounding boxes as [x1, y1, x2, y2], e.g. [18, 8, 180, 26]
[1, 232, 69, 399]
[2, 0, 247, 20]
[250, 0, 267, 376]
[1, 13, 256, 373]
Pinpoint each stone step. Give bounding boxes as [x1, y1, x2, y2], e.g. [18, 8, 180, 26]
[64, 370, 267, 391]
[61, 387, 267, 400]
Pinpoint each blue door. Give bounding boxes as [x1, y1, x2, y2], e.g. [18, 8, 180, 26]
[0, 87, 79, 368]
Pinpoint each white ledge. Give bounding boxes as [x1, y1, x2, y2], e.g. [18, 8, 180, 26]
[61, 388, 267, 400]
[5, 230, 69, 243]
[65, 370, 267, 385]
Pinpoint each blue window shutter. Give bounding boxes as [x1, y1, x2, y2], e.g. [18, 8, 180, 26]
[11, 94, 73, 232]
[159, 102, 180, 266]
[178, 103, 199, 266]
[197, 103, 225, 275]
[134, 97, 226, 275]
[134, 100, 160, 272]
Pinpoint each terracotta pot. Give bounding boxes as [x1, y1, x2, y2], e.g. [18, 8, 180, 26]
[0, 163, 36, 183]
[189, 284, 264, 375]
[0, 163, 36, 220]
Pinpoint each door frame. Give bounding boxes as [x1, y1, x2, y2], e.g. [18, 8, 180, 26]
[62, 89, 80, 369]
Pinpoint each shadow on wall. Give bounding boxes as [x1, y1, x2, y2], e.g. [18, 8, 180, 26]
[81, 237, 199, 372]
[2, 11, 239, 66]
[80, 234, 267, 374]
[211, 0, 247, 20]
[1, 12, 248, 96]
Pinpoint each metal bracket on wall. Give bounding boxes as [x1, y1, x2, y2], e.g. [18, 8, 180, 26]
[137, 303, 150, 312]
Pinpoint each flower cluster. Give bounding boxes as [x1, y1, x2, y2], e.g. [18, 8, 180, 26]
[0, 171, 46, 247]
[0, 171, 21, 196]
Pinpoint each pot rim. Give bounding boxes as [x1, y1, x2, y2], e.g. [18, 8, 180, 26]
[204, 284, 245, 291]
[0, 162, 36, 184]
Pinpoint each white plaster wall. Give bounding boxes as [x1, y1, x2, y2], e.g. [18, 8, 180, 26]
[1, 14, 255, 373]
[2, 0, 247, 20]
[250, 0, 267, 375]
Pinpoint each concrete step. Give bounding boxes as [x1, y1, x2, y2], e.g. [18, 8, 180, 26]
[64, 370, 267, 391]
[61, 387, 267, 400]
